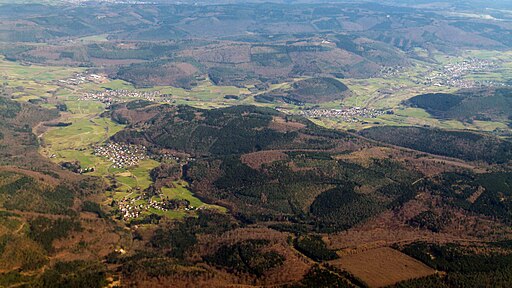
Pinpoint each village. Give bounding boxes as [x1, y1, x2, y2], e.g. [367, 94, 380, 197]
[378, 65, 405, 78]
[420, 58, 501, 88]
[295, 107, 390, 122]
[115, 191, 195, 220]
[93, 142, 148, 168]
[80, 89, 166, 105]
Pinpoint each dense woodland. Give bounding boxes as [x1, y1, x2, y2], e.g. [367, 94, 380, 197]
[393, 242, 512, 288]
[360, 126, 512, 164]
[110, 104, 303, 156]
[419, 172, 512, 224]
[406, 89, 512, 123]
[0, 98, 111, 286]
[255, 77, 351, 104]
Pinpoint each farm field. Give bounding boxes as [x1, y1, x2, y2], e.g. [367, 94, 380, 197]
[329, 247, 437, 288]
[0, 57, 81, 102]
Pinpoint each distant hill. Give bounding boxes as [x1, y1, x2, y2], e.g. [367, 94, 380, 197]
[255, 77, 351, 104]
[115, 61, 200, 89]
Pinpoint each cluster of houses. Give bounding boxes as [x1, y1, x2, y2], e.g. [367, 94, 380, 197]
[421, 58, 499, 88]
[94, 143, 147, 168]
[80, 89, 165, 105]
[116, 193, 194, 220]
[60, 161, 95, 174]
[296, 107, 390, 122]
[118, 197, 143, 220]
[379, 65, 405, 78]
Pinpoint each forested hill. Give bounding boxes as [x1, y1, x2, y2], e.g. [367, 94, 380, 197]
[108, 102, 360, 156]
[106, 101, 512, 234]
[360, 126, 512, 164]
[405, 88, 512, 123]
[255, 77, 351, 105]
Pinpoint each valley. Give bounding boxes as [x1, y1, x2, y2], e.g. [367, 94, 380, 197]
[0, 1, 512, 287]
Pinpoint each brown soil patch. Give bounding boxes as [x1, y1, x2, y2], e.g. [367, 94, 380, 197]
[269, 117, 306, 132]
[240, 150, 288, 169]
[336, 147, 394, 161]
[467, 186, 486, 204]
[329, 247, 436, 288]
[175, 62, 198, 74]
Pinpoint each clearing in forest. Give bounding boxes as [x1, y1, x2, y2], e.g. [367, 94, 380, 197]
[329, 247, 436, 288]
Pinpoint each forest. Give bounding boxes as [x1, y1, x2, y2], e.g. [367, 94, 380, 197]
[394, 242, 512, 287]
[360, 126, 512, 164]
[406, 89, 512, 122]
[255, 77, 351, 104]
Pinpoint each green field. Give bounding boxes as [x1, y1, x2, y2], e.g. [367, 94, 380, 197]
[160, 181, 227, 213]
[80, 78, 252, 109]
[0, 57, 83, 106]
[43, 117, 122, 151]
[161, 181, 206, 208]
[0, 57, 82, 81]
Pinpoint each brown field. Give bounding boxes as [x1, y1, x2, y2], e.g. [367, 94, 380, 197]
[329, 247, 436, 288]
[269, 116, 306, 132]
[240, 150, 289, 169]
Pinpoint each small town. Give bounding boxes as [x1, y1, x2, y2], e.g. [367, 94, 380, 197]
[93, 142, 148, 168]
[421, 58, 500, 88]
[80, 89, 164, 105]
[296, 107, 389, 122]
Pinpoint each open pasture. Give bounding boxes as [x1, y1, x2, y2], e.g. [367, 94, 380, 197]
[43, 116, 123, 151]
[117, 159, 160, 191]
[0, 57, 82, 82]
[161, 180, 226, 212]
[0, 57, 82, 104]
